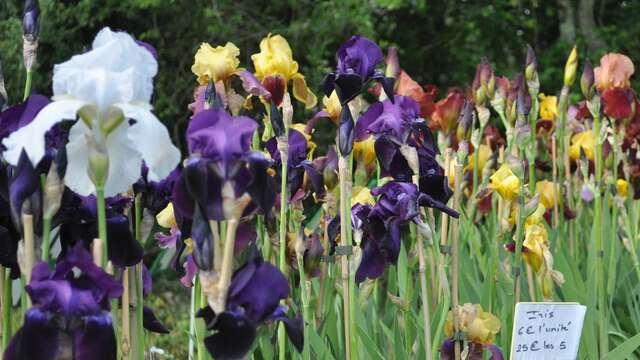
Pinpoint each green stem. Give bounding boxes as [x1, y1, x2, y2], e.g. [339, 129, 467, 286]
[513, 149, 527, 308]
[2, 268, 12, 351]
[592, 111, 607, 357]
[96, 188, 108, 268]
[278, 133, 289, 360]
[556, 87, 569, 233]
[346, 152, 359, 359]
[23, 70, 32, 101]
[195, 279, 207, 360]
[296, 255, 310, 360]
[338, 154, 352, 360]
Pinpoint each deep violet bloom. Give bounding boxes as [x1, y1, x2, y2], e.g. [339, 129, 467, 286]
[321, 35, 395, 156]
[173, 108, 276, 221]
[265, 128, 324, 200]
[321, 35, 393, 105]
[197, 253, 302, 359]
[55, 191, 143, 267]
[355, 95, 420, 143]
[333, 182, 457, 284]
[134, 164, 180, 215]
[4, 243, 122, 360]
[356, 95, 455, 208]
[439, 338, 504, 360]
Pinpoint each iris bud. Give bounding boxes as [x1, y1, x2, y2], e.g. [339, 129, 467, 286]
[581, 59, 595, 100]
[564, 47, 578, 87]
[88, 141, 109, 189]
[22, 0, 40, 40]
[525, 44, 537, 82]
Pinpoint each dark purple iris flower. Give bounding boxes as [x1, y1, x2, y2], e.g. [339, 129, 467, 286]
[355, 95, 456, 209]
[265, 128, 324, 201]
[173, 108, 276, 221]
[439, 338, 504, 360]
[321, 35, 395, 156]
[322, 35, 393, 105]
[4, 243, 122, 360]
[55, 191, 143, 267]
[355, 95, 420, 143]
[134, 164, 180, 215]
[0, 182, 20, 278]
[197, 253, 302, 359]
[332, 181, 458, 283]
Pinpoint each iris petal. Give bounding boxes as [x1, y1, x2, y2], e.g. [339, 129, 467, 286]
[116, 103, 181, 182]
[73, 313, 117, 360]
[2, 99, 86, 166]
[203, 311, 256, 360]
[4, 308, 60, 360]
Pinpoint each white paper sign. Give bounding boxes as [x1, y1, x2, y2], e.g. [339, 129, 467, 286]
[510, 302, 586, 360]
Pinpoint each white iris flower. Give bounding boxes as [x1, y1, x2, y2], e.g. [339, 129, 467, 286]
[2, 27, 180, 196]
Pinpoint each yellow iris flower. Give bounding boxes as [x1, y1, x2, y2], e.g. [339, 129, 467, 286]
[191, 42, 241, 85]
[445, 304, 501, 345]
[535, 180, 559, 209]
[251, 34, 317, 109]
[489, 164, 520, 201]
[538, 93, 558, 121]
[569, 130, 596, 161]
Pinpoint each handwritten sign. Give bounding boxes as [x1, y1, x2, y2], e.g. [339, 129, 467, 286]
[510, 302, 586, 360]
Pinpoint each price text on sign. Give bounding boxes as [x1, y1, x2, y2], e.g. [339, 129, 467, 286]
[510, 302, 586, 360]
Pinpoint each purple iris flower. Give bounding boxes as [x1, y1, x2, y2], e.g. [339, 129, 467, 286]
[265, 128, 324, 201]
[321, 35, 395, 156]
[197, 253, 302, 359]
[355, 95, 420, 143]
[134, 164, 180, 215]
[356, 95, 456, 211]
[4, 243, 122, 360]
[321, 35, 393, 105]
[55, 192, 143, 267]
[439, 338, 504, 360]
[0, 185, 20, 278]
[332, 181, 458, 283]
[173, 108, 276, 221]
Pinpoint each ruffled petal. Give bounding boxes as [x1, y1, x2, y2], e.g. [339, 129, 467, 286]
[115, 103, 181, 182]
[291, 73, 317, 109]
[2, 99, 86, 166]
